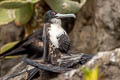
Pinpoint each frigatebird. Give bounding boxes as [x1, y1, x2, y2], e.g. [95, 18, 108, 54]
[26, 10, 76, 80]
[0, 28, 43, 58]
[42, 10, 76, 64]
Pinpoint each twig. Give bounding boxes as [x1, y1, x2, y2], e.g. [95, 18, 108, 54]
[23, 58, 72, 73]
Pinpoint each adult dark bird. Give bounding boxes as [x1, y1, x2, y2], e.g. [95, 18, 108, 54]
[0, 28, 43, 58]
[42, 10, 76, 64]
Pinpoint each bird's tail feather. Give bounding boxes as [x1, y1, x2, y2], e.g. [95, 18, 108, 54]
[0, 47, 26, 58]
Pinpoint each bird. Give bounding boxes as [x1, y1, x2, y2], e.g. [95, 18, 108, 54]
[0, 28, 44, 58]
[24, 10, 76, 80]
[42, 10, 76, 64]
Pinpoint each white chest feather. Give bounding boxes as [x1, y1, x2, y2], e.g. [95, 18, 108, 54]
[48, 24, 65, 48]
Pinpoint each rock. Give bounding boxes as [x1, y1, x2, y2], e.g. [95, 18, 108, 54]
[0, 22, 24, 48]
[52, 48, 120, 80]
[1, 48, 120, 80]
[70, 0, 120, 53]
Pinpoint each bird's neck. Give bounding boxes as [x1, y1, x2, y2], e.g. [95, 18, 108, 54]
[50, 18, 62, 26]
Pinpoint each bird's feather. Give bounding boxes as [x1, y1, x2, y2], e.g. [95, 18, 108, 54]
[58, 33, 71, 53]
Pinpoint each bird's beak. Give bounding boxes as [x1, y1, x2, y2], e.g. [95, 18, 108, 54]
[55, 13, 76, 18]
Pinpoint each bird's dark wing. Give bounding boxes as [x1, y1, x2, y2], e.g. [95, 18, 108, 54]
[58, 33, 71, 53]
[0, 28, 43, 58]
[26, 27, 43, 41]
[0, 39, 27, 57]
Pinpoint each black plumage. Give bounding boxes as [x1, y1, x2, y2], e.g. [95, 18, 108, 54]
[0, 28, 43, 58]
[58, 33, 71, 53]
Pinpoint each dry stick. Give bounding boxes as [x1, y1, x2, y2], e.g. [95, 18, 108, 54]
[23, 58, 72, 80]
[23, 58, 72, 73]
[23, 53, 93, 79]
[5, 68, 35, 80]
[5, 71, 26, 80]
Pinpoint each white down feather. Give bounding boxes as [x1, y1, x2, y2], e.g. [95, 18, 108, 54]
[48, 24, 66, 48]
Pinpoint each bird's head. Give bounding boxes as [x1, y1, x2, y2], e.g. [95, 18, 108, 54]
[44, 10, 76, 23]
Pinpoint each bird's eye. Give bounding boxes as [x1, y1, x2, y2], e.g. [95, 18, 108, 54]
[50, 11, 56, 15]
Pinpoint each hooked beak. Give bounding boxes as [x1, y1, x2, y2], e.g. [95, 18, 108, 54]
[55, 13, 76, 19]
